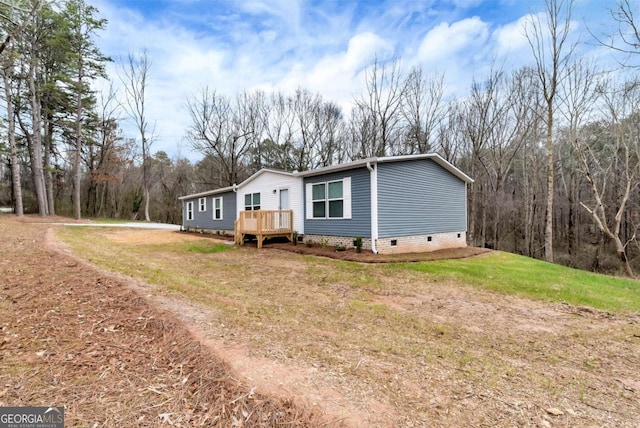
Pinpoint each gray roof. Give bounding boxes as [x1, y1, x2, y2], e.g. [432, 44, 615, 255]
[177, 185, 236, 201]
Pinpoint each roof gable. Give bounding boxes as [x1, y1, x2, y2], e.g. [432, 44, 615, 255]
[236, 168, 296, 189]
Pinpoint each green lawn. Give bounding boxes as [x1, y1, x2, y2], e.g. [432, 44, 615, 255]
[389, 251, 640, 313]
[53, 226, 640, 426]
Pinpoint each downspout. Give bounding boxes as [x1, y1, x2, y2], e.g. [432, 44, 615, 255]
[232, 183, 238, 244]
[366, 161, 379, 254]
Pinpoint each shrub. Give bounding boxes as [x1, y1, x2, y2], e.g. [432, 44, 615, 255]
[355, 237, 362, 253]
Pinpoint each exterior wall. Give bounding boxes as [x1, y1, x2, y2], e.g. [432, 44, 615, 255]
[182, 191, 236, 231]
[303, 167, 371, 238]
[375, 231, 466, 254]
[377, 159, 467, 238]
[236, 172, 304, 233]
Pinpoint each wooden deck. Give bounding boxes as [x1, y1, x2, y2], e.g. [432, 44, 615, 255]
[234, 210, 294, 248]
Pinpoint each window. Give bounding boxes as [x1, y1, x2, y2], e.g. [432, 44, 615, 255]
[198, 197, 206, 212]
[306, 177, 351, 219]
[213, 197, 223, 220]
[244, 193, 260, 211]
[186, 201, 194, 221]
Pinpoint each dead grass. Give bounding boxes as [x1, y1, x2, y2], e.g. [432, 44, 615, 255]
[49, 225, 640, 427]
[0, 216, 326, 427]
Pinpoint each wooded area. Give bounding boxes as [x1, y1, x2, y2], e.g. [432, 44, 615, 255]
[2, 0, 640, 275]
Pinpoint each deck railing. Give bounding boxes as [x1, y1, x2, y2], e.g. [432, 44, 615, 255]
[234, 210, 294, 248]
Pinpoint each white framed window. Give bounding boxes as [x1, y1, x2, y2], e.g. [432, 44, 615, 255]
[186, 201, 194, 220]
[244, 192, 261, 211]
[306, 177, 351, 219]
[213, 197, 223, 220]
[198, 197, 206, 212]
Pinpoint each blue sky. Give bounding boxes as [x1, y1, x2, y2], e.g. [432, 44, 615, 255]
[90, 0, 614, 160]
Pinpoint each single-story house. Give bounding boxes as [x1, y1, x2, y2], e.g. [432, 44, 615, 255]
[178, 153, 473, 254]
[178, 185, 237, 234]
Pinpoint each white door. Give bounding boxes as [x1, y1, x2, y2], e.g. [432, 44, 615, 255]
[279, 189, 289, 210]
[278, 189, 290, 229]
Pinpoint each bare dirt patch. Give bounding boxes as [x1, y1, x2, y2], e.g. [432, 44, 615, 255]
[6, 215, 640, 427]
[266, 241, 490, 262]
[184, 230, 491, 262]
[0, 216, 325, 426]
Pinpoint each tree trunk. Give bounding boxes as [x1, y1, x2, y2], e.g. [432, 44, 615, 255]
[544, 104, 554, 262]
[2, 70, 23, 216]
[73, 65, 83, 220]
[29, 54, 48, 216]
[44, 122, 55, 215]
[468, 161, 476, 246]
[144, 185, 150, 221]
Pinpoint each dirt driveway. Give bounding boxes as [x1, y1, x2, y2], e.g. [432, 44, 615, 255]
[2, 215, 640, 427]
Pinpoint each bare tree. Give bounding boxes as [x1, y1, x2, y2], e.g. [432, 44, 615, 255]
[484, 68, 539, 250]
[186, 87, 253, 186]
[402, 67, 446, 154]
[461, 67, 504, 247]
[434, 100, 463, 163]
[525, 0, 576, 262]
[594, 0, 640, 65]
[120, 49, 154, 221]
[85, 83, 121, 217]
[573, 77, 640, 276]
[256, 91, 296, 170]
[353, 57, 406, 157]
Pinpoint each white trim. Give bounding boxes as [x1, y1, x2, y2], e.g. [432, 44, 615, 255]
[213, 196, 223, 220]
[367, 161, 378, 254]
[244, 192, 261, 211]
[178, 185, 235, 201]
[305, 183, 313, 220]
[308, 179, 350, 219]
[186, 201, 194, 221]
[198, 197, 206, 212]
[342, 177, 351, 219]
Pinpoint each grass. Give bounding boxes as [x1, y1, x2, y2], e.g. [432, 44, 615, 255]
[53, 226, 640, 426]
[185, 242, 232, 254]
[389, 251, 640, 313]
[87, 218, 131, 224]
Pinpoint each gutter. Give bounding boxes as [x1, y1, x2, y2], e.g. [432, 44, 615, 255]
[366, 161, 379, 254]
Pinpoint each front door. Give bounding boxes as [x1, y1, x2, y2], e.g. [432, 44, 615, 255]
[279, 188, 289, 210]
[278, 189, 290, 229]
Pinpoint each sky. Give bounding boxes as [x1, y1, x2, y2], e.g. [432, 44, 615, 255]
[89, 0, 618, 161]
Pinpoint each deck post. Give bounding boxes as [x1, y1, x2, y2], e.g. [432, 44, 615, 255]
[235, 209, 294, 248]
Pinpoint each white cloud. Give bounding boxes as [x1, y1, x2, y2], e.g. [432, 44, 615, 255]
[86, 0, 607, 161]
[493, 14, 530, 52]
[417, 17, 489, 64]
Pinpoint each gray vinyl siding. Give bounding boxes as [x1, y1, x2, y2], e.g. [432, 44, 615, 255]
[378, 159, 467, 238]
[303, 167, 371, 238]
[182, 191, 236, 231]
